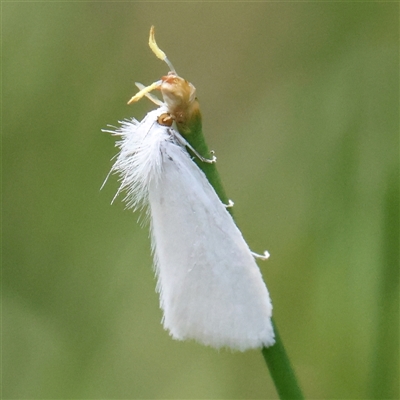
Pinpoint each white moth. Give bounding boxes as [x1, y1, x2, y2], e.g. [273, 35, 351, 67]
[104, 27, 275, 351]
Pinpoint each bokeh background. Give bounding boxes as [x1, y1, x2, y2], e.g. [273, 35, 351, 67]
[3, 2, 398, 399]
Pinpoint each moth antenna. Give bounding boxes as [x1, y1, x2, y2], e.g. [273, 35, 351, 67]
[149, 26, 176, 74]
[135, 82, 164, 106]
[127, 80, 162, 105]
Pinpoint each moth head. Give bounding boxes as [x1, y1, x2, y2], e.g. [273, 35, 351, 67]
[160, 72, 197, 112]
[127, 26, 201, 134]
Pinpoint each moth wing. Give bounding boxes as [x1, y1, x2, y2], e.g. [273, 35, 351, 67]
[148, 139, 274, 351]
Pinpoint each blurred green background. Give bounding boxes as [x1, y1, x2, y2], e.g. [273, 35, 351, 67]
[3, 2, 398, 399]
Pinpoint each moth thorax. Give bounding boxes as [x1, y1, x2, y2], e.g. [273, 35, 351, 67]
[157, 113, 174, 127]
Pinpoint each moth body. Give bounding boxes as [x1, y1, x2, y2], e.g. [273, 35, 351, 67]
[105, 26, 275, 351]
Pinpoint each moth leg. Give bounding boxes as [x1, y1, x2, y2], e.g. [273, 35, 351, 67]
[135, 82, 164, 106]
[224, 199, 235, 208]
[251, 250, 270, 261]
[173, 130, 217, 164]
[127, 80, 162, 104]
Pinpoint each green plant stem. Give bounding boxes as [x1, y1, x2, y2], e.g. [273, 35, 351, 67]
[369, 169, 399, 399]
[178, 110, 230, 209]
[262, 319, 304, 399]
[180, 109, 304, 399]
